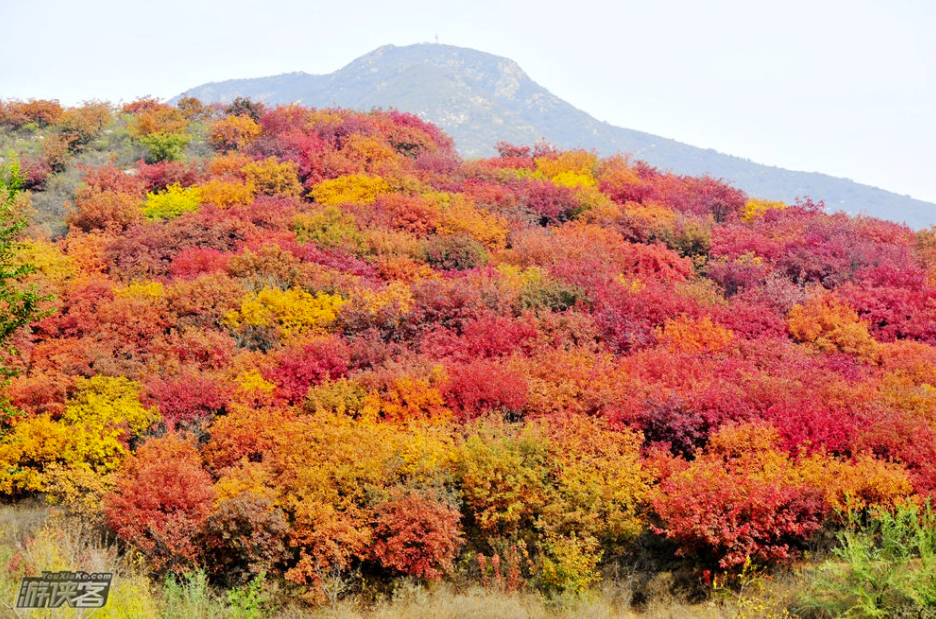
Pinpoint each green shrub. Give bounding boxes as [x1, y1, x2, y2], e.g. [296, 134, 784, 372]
[800, 501, 936, 618]
[139, 132, 191, 163]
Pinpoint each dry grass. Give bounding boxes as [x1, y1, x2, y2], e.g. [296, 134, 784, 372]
[293, 582, 744, 619]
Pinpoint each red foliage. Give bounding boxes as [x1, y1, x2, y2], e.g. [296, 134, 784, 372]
[203, 492, 289, 584]
[107, 206, 258, 280]
[169, 247, 231, 279]
[144, 371, 229, 430]
[421, 313, 538, 361]
[4, 370, 73, 418]
[651, 424, 826, 569]
[371, 490, 464, 581]
[67, 187, 144, 234]
[589, 279, 698, 353]
[265, 336, 351, 404]
[38, 276, 115, 339]
[406, 278, 487, 336]
[653, 466, 825, 568]
[443, 359, 528, 420]
[765, 400, 859, 456]
[385, 110, 455, 154]
[494, 142, 533, 159]
[20, 156, 52, 190]
[137, 159, 204, 191]
[79, 164, 147, 196]
[121, 96, 164, 115]
[856, 411, 936, 496]
[513, 178, 579, 226]
[656, 174, 747, 222]
[104, 434, 216, 571]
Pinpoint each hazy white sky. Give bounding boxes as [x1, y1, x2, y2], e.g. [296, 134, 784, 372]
[1, 0, 933, 203]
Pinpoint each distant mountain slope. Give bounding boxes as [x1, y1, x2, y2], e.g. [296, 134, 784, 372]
[177, 43, 936, 229]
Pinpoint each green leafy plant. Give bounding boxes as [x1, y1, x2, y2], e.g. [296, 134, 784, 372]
[227, 571, 273, 619]
[160, 570, 226, 619]
[800, 501, 936, 618]
[0, 154, 52, 426]
[139, 131, 191, 163]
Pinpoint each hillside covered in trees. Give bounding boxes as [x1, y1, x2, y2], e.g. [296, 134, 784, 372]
[2, 96, 936, 617]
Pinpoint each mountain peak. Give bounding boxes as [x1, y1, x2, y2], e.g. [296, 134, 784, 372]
[337, 43, 530, 90]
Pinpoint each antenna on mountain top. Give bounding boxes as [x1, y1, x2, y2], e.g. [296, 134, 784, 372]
[435, 34, 439, 44]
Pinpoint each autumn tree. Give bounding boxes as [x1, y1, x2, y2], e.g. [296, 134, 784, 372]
[104, 433, 216, 572]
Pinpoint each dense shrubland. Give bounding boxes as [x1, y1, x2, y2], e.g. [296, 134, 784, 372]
[2, 95, 936, 616]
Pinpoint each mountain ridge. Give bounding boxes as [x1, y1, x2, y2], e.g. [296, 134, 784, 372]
[176, 43, 936, 228]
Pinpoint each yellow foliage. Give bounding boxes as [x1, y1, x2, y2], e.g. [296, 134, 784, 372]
[495, 263, 545, 288]
[393, 423, 458, 482]
[430, 192, 509, 250]
[541, 415, 650, 544]
[551, 170, 596, 188]
[540, 533, 603, 595]
[0, 416, 115, 495]
[271, 411, 457, 587]
[129, 105, 188, 137]
[796, 452, 914, 514]
[214, 460, 278, 504]
[143, 183, 202, 220]
[742, 198, 787, 222]
[63, 375, 160, 439]
[364, 228, 427, 260]
[225, 287, 346, 340]
[595, 158, 643, 193]
[535, 150, 598, 182]
[0, 376, 157, 499]
[113, 280, 165, 301]
[875, 371, 936, 421]
[16, 239, 76, 287]
[458, 421, 552, 536]
[695, 423, 913, 515]
[353, 280, 415, 316]
[235, 369, 278, 395]
[292, 207, 364, 251]
[622, 200, 679, 235]
[243, 156, 302, 197]
[305, 109, 345, 128]
[310, 173, 391, 206]
[675, 278, 728, 307]
[571, 184, 614, 216]
[616, 273, 647, 293]
[305, 378, 369, 417]
[197, 178, 256, 208]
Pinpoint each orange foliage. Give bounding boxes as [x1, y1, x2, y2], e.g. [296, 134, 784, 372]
[788, 292, 880, 359]
[209, 114, 262, 151]
[656, 315, 734, 353]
